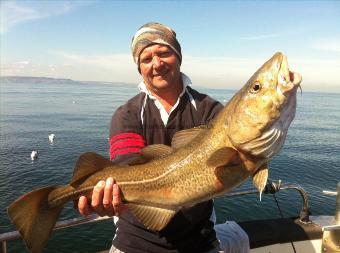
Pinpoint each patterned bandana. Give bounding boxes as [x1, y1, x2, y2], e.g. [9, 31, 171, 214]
[131, 22, 182, 69]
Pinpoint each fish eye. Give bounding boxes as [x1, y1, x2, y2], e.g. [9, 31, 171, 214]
[250, 82, 261, 93]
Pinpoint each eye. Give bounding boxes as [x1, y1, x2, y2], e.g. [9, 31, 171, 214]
[159, 51, 171, 58]
[140, 56, 152, 64]
[250, 82, 261, 94]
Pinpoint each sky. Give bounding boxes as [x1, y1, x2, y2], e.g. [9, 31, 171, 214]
[0, 0, 339, 92]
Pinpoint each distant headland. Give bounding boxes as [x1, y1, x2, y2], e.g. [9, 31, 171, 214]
[0, 76, 134, 86]
[0, 76, 79, 84]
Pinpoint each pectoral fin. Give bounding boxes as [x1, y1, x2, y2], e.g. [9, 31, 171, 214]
[252, 165, 269, 201]
[127, 203, 177, 231]
[238, 152, 259, 173]
[207, 147, 238, 167]
[214, 164, 250, 192]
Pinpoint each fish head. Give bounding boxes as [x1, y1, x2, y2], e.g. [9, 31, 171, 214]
[227, 52, 301, 169]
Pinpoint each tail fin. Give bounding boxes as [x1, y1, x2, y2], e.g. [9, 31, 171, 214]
[7, 186, 63, 253]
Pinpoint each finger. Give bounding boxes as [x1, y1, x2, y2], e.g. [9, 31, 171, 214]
[102, 177, 115, 216]
[112, 181, 121, 206]
[112, 181, 123, 216]
[78, 196, 91, 216]
[92, 180, 105, 216]
[103, 177, 113, 206]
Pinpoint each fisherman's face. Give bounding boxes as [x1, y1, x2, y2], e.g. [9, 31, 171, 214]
[139, 44, 181, 94]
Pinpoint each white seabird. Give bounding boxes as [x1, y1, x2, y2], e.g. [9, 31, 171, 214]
[48, 134, 55, 143]
[31, 151, 38, 160]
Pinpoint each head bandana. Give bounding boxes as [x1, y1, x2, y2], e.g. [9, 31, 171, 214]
[131, 22, 182, 70]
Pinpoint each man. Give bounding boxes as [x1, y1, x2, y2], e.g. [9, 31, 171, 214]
[78, 22, 249, 253]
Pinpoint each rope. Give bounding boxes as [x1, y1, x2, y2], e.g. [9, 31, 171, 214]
[273, 193, 297, 253]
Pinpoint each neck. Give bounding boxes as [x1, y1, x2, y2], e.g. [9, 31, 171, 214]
[149, 80, 183, 114]
[153, 92, 180, 113]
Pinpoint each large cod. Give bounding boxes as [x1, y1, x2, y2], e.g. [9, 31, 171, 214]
[8, 52, 302, 253]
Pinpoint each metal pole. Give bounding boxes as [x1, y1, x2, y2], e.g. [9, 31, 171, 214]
[335, 182, 340, 224]
[323, 182, 340, 224]
[2, 240, 7, 253]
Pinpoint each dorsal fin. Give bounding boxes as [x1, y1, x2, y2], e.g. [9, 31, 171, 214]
[126, 154, 149, 166]
[206, 147, 238, 167]
[112, 153, 149, 166]
[127, 203, 177, 231]
[140, 144, 174, 159]
[171, 125, 209, 149]
[126, 145, 174, 166]
[71, 152, 113, 187]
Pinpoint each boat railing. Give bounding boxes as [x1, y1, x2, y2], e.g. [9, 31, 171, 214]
[223, 180, 310, 222]
[0, 181, 309, 253]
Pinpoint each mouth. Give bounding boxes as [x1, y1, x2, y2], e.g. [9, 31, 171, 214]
[289, 71, 302, 86]
[153, 68, 169, 79]
[278, 55, 302, 94]
[289, 71, 303, 95]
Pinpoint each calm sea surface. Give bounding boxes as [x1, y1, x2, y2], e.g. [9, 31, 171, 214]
[0, 81, 339, 252]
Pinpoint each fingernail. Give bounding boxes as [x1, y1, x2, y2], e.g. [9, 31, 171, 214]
[97, 180, 105, 187]
[106, 177, 113, 185]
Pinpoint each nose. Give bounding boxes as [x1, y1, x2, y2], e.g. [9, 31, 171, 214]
[152, 55, 162, 68]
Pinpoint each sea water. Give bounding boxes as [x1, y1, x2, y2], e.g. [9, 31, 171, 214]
[0, 81, 339, 252]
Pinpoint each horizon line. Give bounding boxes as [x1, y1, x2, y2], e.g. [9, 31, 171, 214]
[1, 75, 339, 94]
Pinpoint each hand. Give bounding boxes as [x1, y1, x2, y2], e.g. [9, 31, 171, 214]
[77, 177, 127, 217]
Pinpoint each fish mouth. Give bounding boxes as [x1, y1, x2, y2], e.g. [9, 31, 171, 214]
[278, 54, 302, 94]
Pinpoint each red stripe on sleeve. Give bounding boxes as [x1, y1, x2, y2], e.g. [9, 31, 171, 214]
[109, 133, 145, 160]
[111, 138, 145, 151]
[110, 133, 144, 146]
[113, 147, 144, 157]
